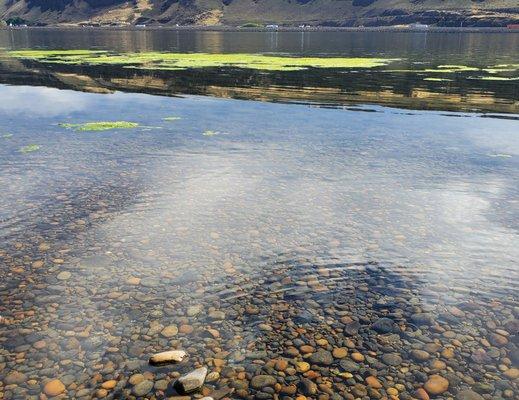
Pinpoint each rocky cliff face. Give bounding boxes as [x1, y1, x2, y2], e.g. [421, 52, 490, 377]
[1, 0, 518, 27]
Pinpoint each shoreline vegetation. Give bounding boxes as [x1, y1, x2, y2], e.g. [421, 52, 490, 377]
[1, 25, 519, 33]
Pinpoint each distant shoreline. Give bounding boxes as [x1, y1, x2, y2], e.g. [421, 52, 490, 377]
[1, 25, 518, 34]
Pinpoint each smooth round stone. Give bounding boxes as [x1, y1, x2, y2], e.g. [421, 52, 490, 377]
[456, 389, 484, 400]
[208, 310, 225, 320]
[366, 376, 382, 389]
[101, 380, 117, 390]
[187, 305, 202, 316]
[424, 375, 449, 395]
[57, 271, 71, 280]
[430, 359, 446, 370]
[503, 368, 519, 379]
[161, 325, 178, 337]
[387, 387, 398, 396]
[179, 324, 194, 334]
[488, 333, 508, 347]
[351, 352, 365, 362]
[415, 387, 430, 400]
[155, 379, 168, 390]
[275, 359, 289, 371]
[441, 348, 455, 359]
[382, 353, 402, 366]
[339, 359, 360, 372]
[250, 375, 277, 389]
[133, 380, 153, 396]
[298, 379, 317, 396]
[412, 350, 430, 362]
[296, 362, 310, 373]
[127, 277, 141, 285]
[309, 349, 333, 365]
[43, 379, 66, 397]
[372, 318, 396, 333]
[129, 374, 145, 385]
[332, 348, 348, 358]
[5, 371, 27, 385]
[300, 345, 315, 354]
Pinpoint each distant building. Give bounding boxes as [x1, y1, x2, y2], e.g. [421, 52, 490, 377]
[409, 23, 429, 30]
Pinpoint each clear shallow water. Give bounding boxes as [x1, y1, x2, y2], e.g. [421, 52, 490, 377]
[0, 30, 518, 400]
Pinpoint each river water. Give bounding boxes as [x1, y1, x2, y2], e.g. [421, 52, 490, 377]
[0, 29, 518, 400]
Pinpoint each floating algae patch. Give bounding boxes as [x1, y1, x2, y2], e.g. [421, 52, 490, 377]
[482, 64, 519, 74]
[473, 76, 519, 81]
[430, 65, 481, 73]
[9, 50, 398, 72]
[163, 117, 182, 121]
[60, 121, 139, 131]
[2, 133, 13, 138]
[423, 77, 452, 82]
[20, 144, 40, 153]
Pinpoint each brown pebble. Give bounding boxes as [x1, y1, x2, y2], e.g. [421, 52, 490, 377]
[366, 376, 382, 389]
[43, 379, 66, 397]
[424, 375, 449, 395]
[332, 348, 348, 358]
[101, 380, 116, 390]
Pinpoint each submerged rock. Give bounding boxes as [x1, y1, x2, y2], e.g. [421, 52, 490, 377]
[149, 350, 187, 365]
[250, 375, 277, 389]
[424, 375, 449, 395]
[309, 349, 334, 365]
[43, 379, 66, 397]
[133, 380, 153, 396]
[344, 320, 361, 335]
[456, 390, 484, 400]
[175, 367, 208, 393]
[372, 317, 397, 333]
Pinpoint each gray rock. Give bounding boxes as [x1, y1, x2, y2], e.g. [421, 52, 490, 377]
[344, 320, 361, 336]
[381, 353, 402, 366]
[187, 305, 202, 317]
[298, 379, 317, 396]
[339, 359, 360, 372]
[372, 318, 396, 334]
[309, 349, 334, 365]
[250, 375, 277, 389]
[175, 367, 208, 393]
[456, 390, 485, 400]
[208, 310, 225, 320]
[57, 271, 71, 280]
[133, 380, 153, 397]
[410, 313, 434, 326]
[411, 349, 430, 362]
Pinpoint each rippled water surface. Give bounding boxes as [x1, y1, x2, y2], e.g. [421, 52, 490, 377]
[0, 29, 518, 400]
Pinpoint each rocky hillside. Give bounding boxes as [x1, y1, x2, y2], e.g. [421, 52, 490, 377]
[1, 0, 518, 27]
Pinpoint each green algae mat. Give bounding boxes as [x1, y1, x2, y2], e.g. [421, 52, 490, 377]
[60, 121, 139, 131]
[8, 50, 397, 71]
[19, 144, 40, 153]
[8, 50, 519, 82]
